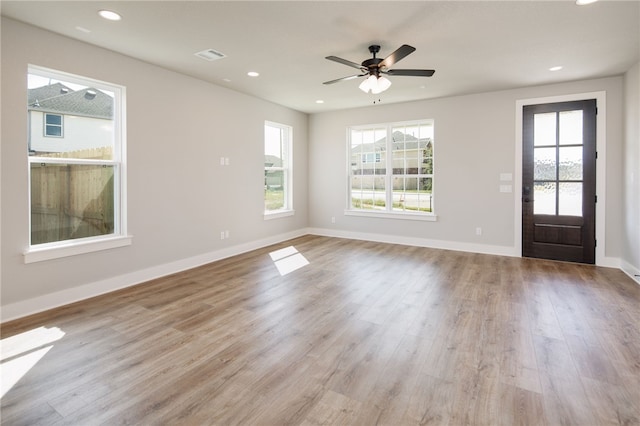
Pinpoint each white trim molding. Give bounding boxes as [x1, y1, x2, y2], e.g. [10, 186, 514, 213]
[621, 259, 640, 286]
[308, 227, 519, 257]
[2, 229, 308, 323]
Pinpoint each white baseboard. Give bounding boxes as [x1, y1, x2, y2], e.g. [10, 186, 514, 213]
[621, 259, 640, 286]
[1, 229, 309, 323]
[2, 227, 630, 323]
[307, 227, 520, 257]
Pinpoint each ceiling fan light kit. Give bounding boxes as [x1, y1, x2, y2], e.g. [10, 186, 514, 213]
[359, 74, 392, 94]
[324, 44, 434, 95]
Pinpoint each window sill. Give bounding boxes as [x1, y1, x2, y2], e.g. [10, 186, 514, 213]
[264, 209, 295, 220]
[24, 235, 133, 264]
[344, 209, 438, 222]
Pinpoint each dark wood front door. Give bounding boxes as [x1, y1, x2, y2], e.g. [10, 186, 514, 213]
[522, 99, 597, 264]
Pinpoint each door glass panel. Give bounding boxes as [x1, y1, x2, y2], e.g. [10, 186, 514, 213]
[534, 147, 556, 180]
[534, 112, 556, 146]
[559, 146, 583, 180]
[559, 110, 582, 145]
[559, 182, 582, 216]
[534, 182, 556, 215]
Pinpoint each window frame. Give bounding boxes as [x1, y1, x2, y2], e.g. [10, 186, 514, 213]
[264, 120, 294, 220]
[24, 65, 130, 263]
[346, 119, 437, 222]
[44, 113, 63, 137]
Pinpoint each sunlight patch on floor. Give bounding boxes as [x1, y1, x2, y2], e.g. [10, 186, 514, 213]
[269, 246, 309, 276]
[0, 326, 65, 398]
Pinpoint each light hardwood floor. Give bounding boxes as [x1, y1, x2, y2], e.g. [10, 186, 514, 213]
[1, 235, 639, 425]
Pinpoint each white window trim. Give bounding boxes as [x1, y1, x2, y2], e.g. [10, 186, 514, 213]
[24, 235, 133, 264]
[24, 65, 130, 263]
[346, 119, 436, 219]
[344, 209, 437, 221]
[264, 209, 296, 220]
[264, 120, 294, 219]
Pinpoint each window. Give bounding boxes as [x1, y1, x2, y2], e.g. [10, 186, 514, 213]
[44, 113, 63, 137]
[362, 153, 381, 163]
[264, 121, 293, 218]
[26, 65, 129, 262]
[348, 120, 435, 219]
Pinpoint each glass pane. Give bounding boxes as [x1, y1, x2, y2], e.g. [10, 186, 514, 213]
[30, 163, 115, 245]
[559, 146, 583, 180]
[351, 128, 385, 177]
[534, 182, 556, 215]
[392, 151, 405, 175]
[265, 125, 283, 163]
[559, 110, 582, 146]
[392, 177, 412, 212]
[421, 156, 433, 175]
[28, 75, 114, 160]
[45, 114, 62, 125]
[264, 170, 284, 211]
[421, 140, 433, 174]
[391, 177, 432, 213]
[559, 182, 582, 216]
[45, 125, 62, 137]
[534, 147, 556, 180]
[352, 176, 385, 210]
[418, 177, 433, 213]
[534, 112, 556, 146]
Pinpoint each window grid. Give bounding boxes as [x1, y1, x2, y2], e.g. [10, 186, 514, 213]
[348, 120, 434, 215]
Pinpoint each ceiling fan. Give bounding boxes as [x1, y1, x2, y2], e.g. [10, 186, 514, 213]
[323, 44, 435, 94]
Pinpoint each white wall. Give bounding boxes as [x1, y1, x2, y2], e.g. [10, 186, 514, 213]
[1, 18, 308, 319]
[622, 62, 640, 280]
[308, 77, 625, 260]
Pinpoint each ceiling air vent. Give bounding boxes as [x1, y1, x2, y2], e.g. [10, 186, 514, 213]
[194, 48, 226, 62]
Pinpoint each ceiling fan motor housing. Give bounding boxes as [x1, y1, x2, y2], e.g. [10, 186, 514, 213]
[363, 45, 383, 76]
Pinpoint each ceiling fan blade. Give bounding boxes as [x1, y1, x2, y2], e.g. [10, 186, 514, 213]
[379, 44, 416, 69]
[325, 56, 365, 70]
[385, 69, 435, 77]
[323, 74, 367, 85]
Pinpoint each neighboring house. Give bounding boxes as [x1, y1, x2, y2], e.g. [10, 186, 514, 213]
[28, 83, 113, 155]
[351, 130, 433, 190]
[265, 154, 283, 189]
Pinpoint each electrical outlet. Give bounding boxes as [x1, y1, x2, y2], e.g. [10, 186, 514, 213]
[220, 231, 225, 240]
[476, 227, 482, 236]
[331, 216, 336, 224]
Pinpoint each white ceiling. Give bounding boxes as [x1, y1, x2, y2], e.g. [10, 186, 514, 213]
[2, 1, 639, 114]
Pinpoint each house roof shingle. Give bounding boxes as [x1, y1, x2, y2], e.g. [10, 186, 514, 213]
[28, 84, 113, 119]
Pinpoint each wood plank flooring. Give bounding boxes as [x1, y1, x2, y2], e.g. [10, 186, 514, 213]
[1, 235, 639, 425]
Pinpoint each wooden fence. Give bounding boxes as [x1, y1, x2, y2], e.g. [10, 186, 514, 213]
[30, 147, 115, 245]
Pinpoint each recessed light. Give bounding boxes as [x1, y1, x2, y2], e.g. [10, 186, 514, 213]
[549, 66, 563, 71]
[315, 100, 324, 104]
[98, 10, 122, 21]
[576, 0, 598, 5]
[247, 71, 260, 77]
